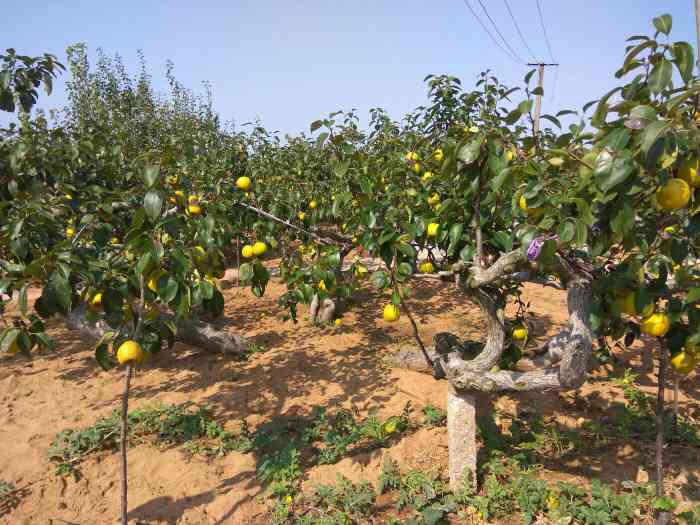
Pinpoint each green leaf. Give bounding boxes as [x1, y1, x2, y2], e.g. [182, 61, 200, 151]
[158, 276, 179, 303]
[18, 284, 28, 315]
[648, 59, 672, 94]
[652, 14, 672, 35]
[600, 127, 630, 151]
[0, 328, 20, 353]
[640, 120, 671, 154]
[686, 287, 700, 303]
[239, 263, 254, 282]
[141, 165, 159, 188]
[143, 190, 163, 222]
[370, 270, 388, 289]
[671, 42, 695, 83]
[629, 105, 658, 123]
[457, 136, 482, 165]
[611, 202, 635, 237]
[397, 262, 413, 278]
[95, 343, 115, 371]
[599, 152, 635, 193]
[558, 220, 576, 243]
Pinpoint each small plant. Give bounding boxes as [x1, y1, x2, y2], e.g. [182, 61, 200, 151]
[421, 404, 446, 427]
[303, 475, 376, 523]
[0, 480, 19, 515]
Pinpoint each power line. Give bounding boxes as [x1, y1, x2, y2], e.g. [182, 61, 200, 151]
[476, 0, 524, 63]
[503, 0, 538, 62]
[536, 0, 556, 62]
[460, 0, 521, 63]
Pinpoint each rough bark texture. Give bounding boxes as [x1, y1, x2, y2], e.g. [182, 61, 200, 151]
[308, 295, 336, 324]
[447, 385, 477, 490]
[65, 304, 250, 356]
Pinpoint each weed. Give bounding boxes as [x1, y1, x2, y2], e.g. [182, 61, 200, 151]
[421, 404, 446, 427]
[0, 480, 19, 514]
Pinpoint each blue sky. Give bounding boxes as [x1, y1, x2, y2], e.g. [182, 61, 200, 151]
[3, 1, 698, 134]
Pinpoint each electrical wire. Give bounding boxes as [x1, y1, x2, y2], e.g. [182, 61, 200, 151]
[503, 0, 538, 62]
[476, 0, 524, 63]
[536, 0, 556, 62]
[461, 0, 521, 63]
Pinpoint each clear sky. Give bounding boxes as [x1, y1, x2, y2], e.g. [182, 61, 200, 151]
[3, 1, 698, 134]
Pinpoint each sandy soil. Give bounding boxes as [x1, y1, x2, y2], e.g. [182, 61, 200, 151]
[0, 269, 698, 524]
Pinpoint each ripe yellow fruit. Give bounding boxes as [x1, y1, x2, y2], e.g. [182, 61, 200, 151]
[90, 292, 103, 310]
[174, 190, 185, 199]
[147, 269, 167, 293]
[427, 193, 440, 206]
[236, 176, 251, 190]
[383, 420, 397, 434]
[354, 264, 368, 278]
[512, 326, 528, 341]
[678, 158, 700, 187]
[66, 227, 76, 239]
[518, 195, 539, 216]
[426, 223, 439, 237]
[433, 148, 444, 162]
[192, 245, 207, 262]
[422, 171, 433, 182]
[418, 261, 435, 273]
[334, 318, 342, 327]
[116, 340, 144, 365]
[412, 162, 422, 174]
[65, 194, 73, 201]
[318, 280, 327, 292]
[309, 200, 318, 209]
[640, 313, 671, 337]
[405, 151, 419, 161]
[188, 194, 199, 204]
[242, 245, 254, 258]
[252, 241, 267, 256]
[670, 351, 696, 375]
[383, 304, 400, 322]
[298, 211, 306, 221]
[187, 204, 202, 216]
[664, 225, 678, 235]
[506, 149, 515, 162]
[656, 178, 691, 211]
[110, 236, 120, 245]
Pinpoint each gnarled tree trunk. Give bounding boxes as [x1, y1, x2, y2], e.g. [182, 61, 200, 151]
[389, 251, 594, 490]
[65, 304, 250, 356]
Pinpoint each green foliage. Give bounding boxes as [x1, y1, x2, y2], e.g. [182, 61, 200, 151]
[0, 480, 19, 515]
[48, 403, 249, 477]
[420, 404, 446, 427]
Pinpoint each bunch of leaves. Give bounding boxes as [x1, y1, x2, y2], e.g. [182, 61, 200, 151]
[302, 404, 411, 464]
[0, 480, 19, 515]
[420, 404, 446, 427]
[297, 475, 376, 524]
[608, 369, 699, 444]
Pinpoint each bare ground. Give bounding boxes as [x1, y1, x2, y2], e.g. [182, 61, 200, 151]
[0, 269, 698, 524]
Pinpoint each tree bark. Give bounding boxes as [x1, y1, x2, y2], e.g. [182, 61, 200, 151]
[447, 384, 477, 491]
[65, 304, 250, 356]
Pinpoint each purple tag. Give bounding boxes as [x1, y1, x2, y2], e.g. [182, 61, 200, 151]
[527, 235, 558, 261]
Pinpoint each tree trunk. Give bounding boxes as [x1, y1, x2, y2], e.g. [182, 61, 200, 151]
[447, 384, 477, 491]
[65, 304, 250, 356]
[655, 343, 671, 525]
[120, 364, 132, 525]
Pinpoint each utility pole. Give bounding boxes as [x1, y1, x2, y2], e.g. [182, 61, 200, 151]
[695, 0, 700, 76]
[527, 62, 558, 136]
